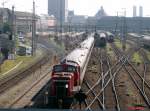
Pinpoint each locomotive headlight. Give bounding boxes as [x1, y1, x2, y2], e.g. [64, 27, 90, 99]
[65, 84, 68, 88]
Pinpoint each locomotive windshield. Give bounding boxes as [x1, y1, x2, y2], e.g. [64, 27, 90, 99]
[66, 65, 76, 72]
[53, 65, 76, 73]
[53, 65, 64, 72]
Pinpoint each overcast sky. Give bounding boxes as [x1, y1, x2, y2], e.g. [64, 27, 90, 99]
[0, 0, 150, 17]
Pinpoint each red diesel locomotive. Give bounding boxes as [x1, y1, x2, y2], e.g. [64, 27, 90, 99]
[49, 36, 94, 104]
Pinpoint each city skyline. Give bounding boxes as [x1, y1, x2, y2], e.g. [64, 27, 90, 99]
[0, 0, 149, 17]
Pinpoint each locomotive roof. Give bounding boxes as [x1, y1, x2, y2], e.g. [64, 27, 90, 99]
[106, 31, 114, 35]
[100, 33, 106, 38]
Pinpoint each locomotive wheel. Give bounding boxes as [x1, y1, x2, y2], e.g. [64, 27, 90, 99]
[48, 97, 58, 108]
[62, 98, 73, 108]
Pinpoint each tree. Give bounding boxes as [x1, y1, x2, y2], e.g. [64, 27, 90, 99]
[3, 22, 11, 34]
[1, 48, 9, 59]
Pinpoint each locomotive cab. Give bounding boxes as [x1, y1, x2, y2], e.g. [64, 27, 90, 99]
[50, 64, 80, 99]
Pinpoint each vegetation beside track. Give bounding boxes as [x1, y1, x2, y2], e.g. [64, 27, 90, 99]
[49, 38, 66, 56]
[0, 50, 43, 78]
[115, 39, 122, 49]
[106, 43, 115, 59]
[132, 52, 142, 64]
[50, 38, 65, 51]
[145, 50, 150, 61]
[114, 39, 130, 51]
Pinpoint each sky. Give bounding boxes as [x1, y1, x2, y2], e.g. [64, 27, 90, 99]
[0, 0, 150, 17]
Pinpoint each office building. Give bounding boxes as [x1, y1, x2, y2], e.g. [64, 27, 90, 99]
[48, 0, 68, 23]
[133, 6, 137, 17]
[139, 6, 143, 17]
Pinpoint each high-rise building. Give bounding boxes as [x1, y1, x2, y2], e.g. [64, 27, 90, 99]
[133, 6, 137, 17]
[48, 0, 68, 23]
[139, 6, 143, 17]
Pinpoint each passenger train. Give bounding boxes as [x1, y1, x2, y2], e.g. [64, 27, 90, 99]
[94, 32, 106, 47]
[105, 31, 114, 42]
[128, 33, 150, 50]
[49, 35, 95, 105]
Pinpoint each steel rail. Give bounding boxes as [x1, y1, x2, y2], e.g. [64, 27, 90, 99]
[86, 56, 124, 95]
[107, 55, 120, 111]
[99, 49, 106, 110]
[85, 57, 127, 110]
[112, 43, 150, 108]
[8, 69, 51, 108]
[84, 80, 103, 109]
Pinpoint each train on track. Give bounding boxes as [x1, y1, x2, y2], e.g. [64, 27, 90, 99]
[94, 32, 107, 47]
[94, 31, 114, 47]
[105, 31, 114, 43]
[49, 35, 94, 106]
[128, 33, 150, 50]
[141, 35, 150, 50]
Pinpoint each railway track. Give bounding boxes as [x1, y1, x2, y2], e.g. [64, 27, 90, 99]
[112, 43, 150, 109]
[0, 49, 50, 95]
[98, 48, 121, 110]
[67, 37, 150, 110]
[71, 40, 150, 110]
[106, 55, 120, 111]
[0, 45, 54, 109]
[72, 47, 127, 110]
[85, 47, 133, 110]
[71, 48, 103, 110]
[100, 49, 106, 110]
[8, 69, 51, 108]
[0, 34, 79, 108]
[139, 49, 148, 93]
[85, 56, 127, 110]
[139, 49, 150, 105]
[124, 39, 150, 96]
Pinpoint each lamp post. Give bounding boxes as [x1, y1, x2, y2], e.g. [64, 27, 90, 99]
[11, 5, 16, 59]
[59, 0, 63, 34]
[32, 0, 36, 56]
[114, 12, 118, 37]
[121, 8, 127, 51]
[68, 15, 72, 33]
